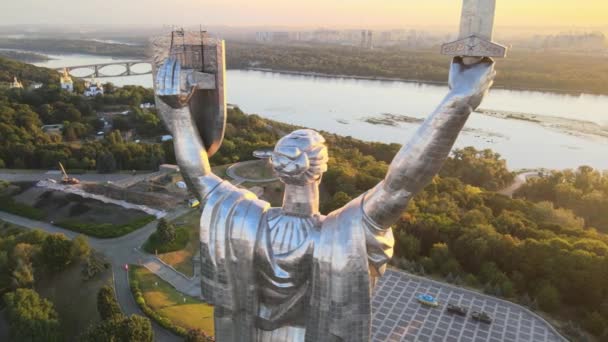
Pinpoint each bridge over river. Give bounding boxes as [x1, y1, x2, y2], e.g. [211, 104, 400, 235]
[57, 60, 152, 78]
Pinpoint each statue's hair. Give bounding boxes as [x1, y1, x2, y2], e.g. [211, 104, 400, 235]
[271, 130, 328, 184]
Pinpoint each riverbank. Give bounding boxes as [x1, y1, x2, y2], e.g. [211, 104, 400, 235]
[2, 37, 607, 95]
[363, 113, 508, 141]
[11, 51, 608, 170]
[243, 67, 603, 96]
[477, 108, 608, 141]
[0, 49, 50, 63]
[363, 108, 608, 144]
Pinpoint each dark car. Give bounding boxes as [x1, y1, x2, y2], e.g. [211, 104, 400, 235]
[471, 311, 493, 324]
[446, 303, 468, 316]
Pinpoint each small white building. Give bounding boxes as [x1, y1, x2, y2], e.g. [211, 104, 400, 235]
[84, 79, 104, 97]
[60, 68, 74, 93]
[10, 77, 23, 89]
[41, 124, 64, 134]
[29, 82, 43, 90]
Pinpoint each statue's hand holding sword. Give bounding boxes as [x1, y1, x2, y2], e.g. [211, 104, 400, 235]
[362, 0, 504, 228]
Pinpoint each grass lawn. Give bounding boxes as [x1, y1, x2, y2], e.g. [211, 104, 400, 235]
[143, 226, 190, 255]
[0, 220, 114, 341]
[0, 219, 26, 235]
[57, 215, 155, 238]
[156, 209, 200, 277]
[211, 164, 231, 179]
[36, 260, 113, 341]
[130, 265, 214, 336]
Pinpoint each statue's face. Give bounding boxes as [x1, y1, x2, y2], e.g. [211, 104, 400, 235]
[271, 130, 328, 185]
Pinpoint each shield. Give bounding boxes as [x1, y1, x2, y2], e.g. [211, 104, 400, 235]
[151, 32, 227, 157]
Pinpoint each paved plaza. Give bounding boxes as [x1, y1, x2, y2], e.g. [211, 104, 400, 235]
[371, 270, 566, 342]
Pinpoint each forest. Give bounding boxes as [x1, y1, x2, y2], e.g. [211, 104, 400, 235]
[0, 38, 146, 59]
[1, 38, 607, 94]
[0, 57, 164, 172]
[0, 50, 50, 63]
[0, 221, 154, 341]
[226, 41, 608, 95]
[213, 110, 608, 340]
[1, 56, 608, 340]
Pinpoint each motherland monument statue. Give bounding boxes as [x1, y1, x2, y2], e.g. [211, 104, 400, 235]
[152, 1, 501, 339]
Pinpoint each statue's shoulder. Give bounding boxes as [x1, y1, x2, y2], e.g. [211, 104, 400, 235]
[324, 195, 364, 222]
[200, 175, 268, 206]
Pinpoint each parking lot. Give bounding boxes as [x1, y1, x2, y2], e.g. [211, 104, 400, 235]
[371, 270, 566, 342]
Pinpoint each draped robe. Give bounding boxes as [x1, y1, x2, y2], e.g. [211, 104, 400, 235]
[198, 175, 394, 342]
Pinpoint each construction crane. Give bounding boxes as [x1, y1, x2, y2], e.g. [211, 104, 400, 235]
[58, 162, 80, 185]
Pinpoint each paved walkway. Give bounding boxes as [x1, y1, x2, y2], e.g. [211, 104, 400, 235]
[137, 250, 201, 297]
[372, 270, 567, 342]
[225, 160, 278, 184]
[0, 209, 569, 341]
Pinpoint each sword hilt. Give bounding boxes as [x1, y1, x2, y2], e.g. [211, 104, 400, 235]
[462, 57, 483, 65]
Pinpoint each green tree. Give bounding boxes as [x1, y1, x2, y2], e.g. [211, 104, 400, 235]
[394, 232, 420, 260]
[11, 242, 36, 288]
[322, 191, 352, 213]
[583, 311, 607, 337]
[536, 283, 561, 313]
[97, 285, 122, 320]
[185, 328, 212, 342]
[81, 314, 153, 342]
[41, 233, 73, 272]
[429, 243, 450, 271]
[96, 152, 117, 173]
[156, 218, 176, 243]
[71, 234, 91, 261]
[440, 147, 514, 190]
[122, 315, 154, 341]
[4, 288, 61, 342]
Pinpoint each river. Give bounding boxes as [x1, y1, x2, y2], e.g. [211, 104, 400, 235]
[33, 52, 608, 171]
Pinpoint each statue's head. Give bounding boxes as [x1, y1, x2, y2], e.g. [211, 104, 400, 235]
[271, 129, 328, 185]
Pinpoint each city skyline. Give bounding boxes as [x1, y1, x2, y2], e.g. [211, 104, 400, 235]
[2, 0, 607, 29]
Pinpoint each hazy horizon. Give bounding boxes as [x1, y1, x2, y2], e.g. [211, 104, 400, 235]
[2, 0, 607, 30]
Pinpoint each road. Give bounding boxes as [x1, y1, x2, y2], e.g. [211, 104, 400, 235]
[2, 168, 562, 342]
[0, 210, 186, 342]
[0, 169, 140, 183]
[0, 208, 569, 341]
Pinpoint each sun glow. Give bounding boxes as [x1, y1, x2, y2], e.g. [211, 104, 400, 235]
[2, 0, 607, 28]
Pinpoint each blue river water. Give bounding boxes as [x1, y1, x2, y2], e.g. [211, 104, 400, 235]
[34, 53, 608, 171]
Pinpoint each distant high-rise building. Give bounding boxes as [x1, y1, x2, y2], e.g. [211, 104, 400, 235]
[255, 31, 290, 43]
[361, 30, 373, 49]
[361, 30, 368, 48]
[60, 68, 74, 93]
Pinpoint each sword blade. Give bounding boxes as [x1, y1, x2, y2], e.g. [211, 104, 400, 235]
[459, 0, 496, 41]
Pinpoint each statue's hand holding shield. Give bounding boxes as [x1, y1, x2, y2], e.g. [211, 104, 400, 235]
[152, 33, 227, 158]
[155, 58, 196, 110]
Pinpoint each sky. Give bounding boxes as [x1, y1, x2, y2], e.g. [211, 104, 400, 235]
[2, 0, 607, 29]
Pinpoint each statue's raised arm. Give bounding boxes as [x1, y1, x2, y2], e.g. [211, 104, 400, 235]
[154, 58, 216, 199]
[362, 57, 496, 228]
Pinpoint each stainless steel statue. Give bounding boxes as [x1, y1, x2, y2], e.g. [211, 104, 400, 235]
[153, 13, 498, 342]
